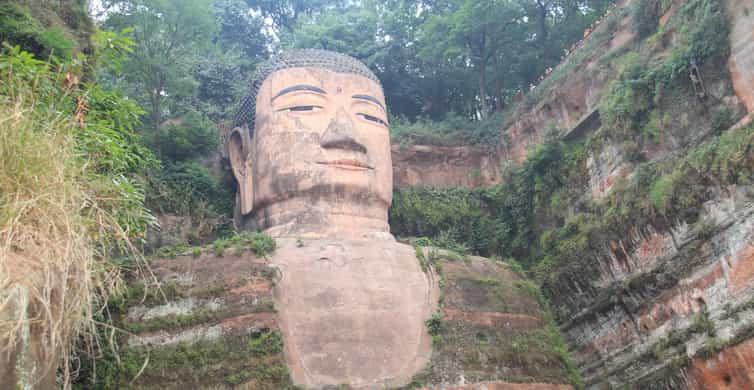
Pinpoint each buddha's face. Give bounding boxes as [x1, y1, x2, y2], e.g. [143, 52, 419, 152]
[228, 67, 393, 220]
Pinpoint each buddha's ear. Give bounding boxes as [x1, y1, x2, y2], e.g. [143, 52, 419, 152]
[227, 127, 254, 215]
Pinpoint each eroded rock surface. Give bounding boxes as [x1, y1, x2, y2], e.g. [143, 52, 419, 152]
[689, 337, 754, 389]
[726, 0, 754, 115]
[559, 187, 754, 388]
[413, 252, 577, 388]
[95, 247, 292, 389]
[392, 144, 501, 188]
[426, 383, 573, 390]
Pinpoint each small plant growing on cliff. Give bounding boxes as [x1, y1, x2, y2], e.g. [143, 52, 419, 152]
[415, 245, 429, 272]
[233, 245, 245, 256]
[247, 233, 276, 256]
[213, 239, 229, 256]
[210, 232, 276, 257]
[426, 312, 443, 337]
[248, 330, 283, 356]
[693, 309, 716, 337]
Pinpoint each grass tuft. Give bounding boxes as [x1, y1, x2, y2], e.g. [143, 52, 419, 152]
[0, 44, 153, 388]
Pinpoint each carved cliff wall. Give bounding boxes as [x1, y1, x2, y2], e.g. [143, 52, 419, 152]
[497, 0, 635, 165]
[475, 0, 754, 388]
[88, 239, 578, 389]
[392, 145, 501, 188]
[726, 0, 754, 116]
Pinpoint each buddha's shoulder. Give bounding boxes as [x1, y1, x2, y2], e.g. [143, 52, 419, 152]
[272, 235, 416, 253]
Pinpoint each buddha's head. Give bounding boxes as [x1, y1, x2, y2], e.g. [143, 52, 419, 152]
[227, 49, 393, 237]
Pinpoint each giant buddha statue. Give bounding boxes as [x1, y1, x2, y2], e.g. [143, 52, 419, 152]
[226, 49, 436, 388]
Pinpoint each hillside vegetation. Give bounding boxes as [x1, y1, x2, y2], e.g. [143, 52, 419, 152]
[0, 30, 153, 390]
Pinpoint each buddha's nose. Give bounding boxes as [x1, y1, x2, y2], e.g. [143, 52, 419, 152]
[320, 108, 367, 154]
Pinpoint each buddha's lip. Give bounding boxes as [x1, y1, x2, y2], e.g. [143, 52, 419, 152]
[316, 159, 373, 170]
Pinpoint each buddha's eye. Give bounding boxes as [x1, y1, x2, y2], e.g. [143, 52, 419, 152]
[279, 105, 323, 113]
[357, 113, 387, 127]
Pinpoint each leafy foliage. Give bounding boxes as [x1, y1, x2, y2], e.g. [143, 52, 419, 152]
[392, 118, 752, 322]
[147, 161, 234, 218]
[391, 133, 586, 259]
[0, 32, 154, 387]
[103, 0, 217, 132]
[155, 111, 218, 162]
[278, 0, 617, 124]
[100, 0, 266, 222]
[391, 112, 506, 146]
[210, 231, 277, 258]
[599, 0, 731, 147]
[0, 3, 75, 59]
[79, 85, 156, 175]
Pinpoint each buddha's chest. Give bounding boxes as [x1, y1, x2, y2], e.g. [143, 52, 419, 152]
[268, 237, 435, 388]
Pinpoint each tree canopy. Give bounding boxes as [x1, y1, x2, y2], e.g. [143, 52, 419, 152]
[98, 0, 615, 129]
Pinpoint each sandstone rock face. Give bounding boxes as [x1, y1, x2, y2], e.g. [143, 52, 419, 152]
[392, 145, 501, 188]
[498, 0, 754, 386]
[427, 383, 573, 390]
[100, 248, 293, 389]
[414, 252, 576, 388]
[585, 142, 632, 200]
[112, 241, 578, 389]
[559, 186, 754, 388]
[494, 0, 743, 171]
[270, 236, 436, 388]
[0, 284, 57, 390]
[497, 0, 634, 165]
[688, 337, 754, 389]
[726, 0, 754, 115]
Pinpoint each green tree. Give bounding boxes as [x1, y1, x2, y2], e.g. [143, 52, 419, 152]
[286, 3, 379, 59]
[215, 0, 270, 71]
[420, 0, 524, 118]
[246, 0, 342, 33]
[103, 0, 216, 155]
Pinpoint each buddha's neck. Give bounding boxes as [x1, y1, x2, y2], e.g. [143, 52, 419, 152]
[243, 197, 391, 240]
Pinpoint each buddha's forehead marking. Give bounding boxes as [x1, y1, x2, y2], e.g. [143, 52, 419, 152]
[233, 49, 382, 134]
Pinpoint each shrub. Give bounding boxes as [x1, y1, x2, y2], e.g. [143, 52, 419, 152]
[156, 110, 218, 162]
[649, 175, 674, 212]
[147, 161, 234, 217]
[35, 26, 74, 59]
[0, 40, 152, 386]
[0, 4, 42, 54]
[0, 4, 75, 59]
[632, 0, 661, 39]
[390, 111, 505, 147]
[211, 232, 277, 258]
[247, 232, 277, 257]
[426, 312, 443, 336]
[598, 53, 653, 136]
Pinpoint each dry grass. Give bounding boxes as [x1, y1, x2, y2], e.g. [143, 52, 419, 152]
[0, 69, 128, 388]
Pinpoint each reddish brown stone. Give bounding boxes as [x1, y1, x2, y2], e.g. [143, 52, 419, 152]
[392, 144, 501, 188]
[425, 381, 574, 390]
[658, 0, 680, 26]
[442, 307, 542, 329]
[689, 338, 754, 389]
[636, 263, 724, 334]
[220, 312, 277, 334]
[725, 0, 754, 113]
[635, 233, 667, 267]
[729, 245, 754, 294]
